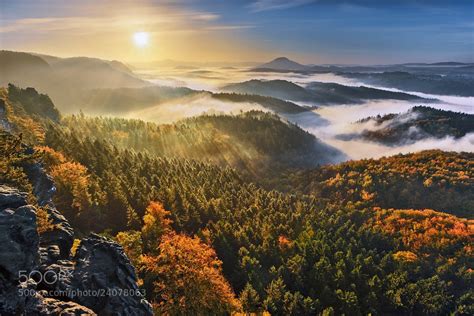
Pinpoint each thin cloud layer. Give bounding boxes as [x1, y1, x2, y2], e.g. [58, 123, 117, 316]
[248, 0, 316, 12]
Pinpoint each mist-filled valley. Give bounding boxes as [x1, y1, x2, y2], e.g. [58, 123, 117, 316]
[3, 50, 472, 161]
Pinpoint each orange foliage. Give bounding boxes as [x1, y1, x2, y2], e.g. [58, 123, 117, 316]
[35, 146, 67, 170]
[278, 235, 292, 250]
[370, 208, 473, 254]
[141, 233, 240, 315]
[361, 189, 375, 201]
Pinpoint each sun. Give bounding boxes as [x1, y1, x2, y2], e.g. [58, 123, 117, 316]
[133, 32, 149, 48]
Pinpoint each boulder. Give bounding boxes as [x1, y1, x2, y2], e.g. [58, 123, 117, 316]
[0, 185, 28, 209]
[0, 183, 152, 315]
[23, 162, 56, 206]
[0, 195, 39, 278]
[69, 234, 153, 315]
[0, 185, 40, 314]
[23, 161, 74, 259]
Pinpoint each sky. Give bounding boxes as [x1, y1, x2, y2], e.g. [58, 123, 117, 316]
[1, 0, 473, 64]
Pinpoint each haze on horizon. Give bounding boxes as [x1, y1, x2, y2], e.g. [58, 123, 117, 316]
[1, 0, 473, 65]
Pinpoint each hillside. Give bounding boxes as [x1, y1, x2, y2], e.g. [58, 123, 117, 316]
[222, 79, 433, 105]
[210, 93, 309, 114]
[222, 79, 317, 103]
[278, 150, 473, 218]
[306, 82, 432, 103]
[33, 125, 474, 315]
[0, 51, 148, 110]
[47, 56, 145, 90]
[0, 50, 52, 89]
[341, 71, 474, 96]
[57, 111, 344, 177]
[339, 106, 474, 145]
[72, 87, 312, 117]
[6, 84, 60, 122]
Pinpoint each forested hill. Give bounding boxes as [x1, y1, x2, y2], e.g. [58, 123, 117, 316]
[72, 87, 310, 117]
[0, 50, 148, 110]
[210, 92, 309, 114]
[1, 84, 473, 315]
[340, 71, 474, 97]
[305, 82, 431, 103]
[58, 111, 344, 176]
[278, 150, 473, 218]
[221, 79, 431, 105]
[339, 106, 474, 145]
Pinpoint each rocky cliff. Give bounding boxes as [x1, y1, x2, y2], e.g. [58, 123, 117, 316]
[0, 171, 153, 315]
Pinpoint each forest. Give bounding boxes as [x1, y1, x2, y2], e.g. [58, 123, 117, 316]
[1, 85, 472, 315]
[278, 149, 474, 218]
[57, 110, 341, 178]
[222, 79, 430, 105]
[340, 71, 474, 97]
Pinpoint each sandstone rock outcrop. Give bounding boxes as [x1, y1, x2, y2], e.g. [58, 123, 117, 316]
[0, 185, 40, 314]
[0, 184, 152, 315]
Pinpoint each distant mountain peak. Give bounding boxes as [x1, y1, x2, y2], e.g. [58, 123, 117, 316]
[257, 57, 308, 71]
[273, 57, 291, 61]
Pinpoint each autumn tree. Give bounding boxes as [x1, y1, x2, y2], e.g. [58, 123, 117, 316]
[116, 230, 143, 268]
[49, 161, 92, 218]
[0, 132, 35, 195]
[141, 233, 240, 315]
[141, 201, 172, 253]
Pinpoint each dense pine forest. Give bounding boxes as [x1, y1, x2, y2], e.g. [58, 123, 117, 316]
[57, 110, 342, 177]
[1, 85, 473, 315]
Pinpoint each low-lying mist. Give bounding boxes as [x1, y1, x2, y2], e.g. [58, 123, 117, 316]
[325, 132, 474, 160]
[113, 66, 474, 161]
[287, 100, 474, 160]
[122, 93, 270, 124]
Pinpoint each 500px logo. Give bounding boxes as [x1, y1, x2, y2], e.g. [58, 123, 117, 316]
[18, 269, 73, 285]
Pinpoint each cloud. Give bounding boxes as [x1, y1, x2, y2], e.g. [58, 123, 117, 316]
[0, 10, 223, 34]
[248, 0, 316, 12]
[204, 25, 255, 31]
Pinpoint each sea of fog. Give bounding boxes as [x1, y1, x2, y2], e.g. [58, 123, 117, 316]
[134, 66, 474, 161]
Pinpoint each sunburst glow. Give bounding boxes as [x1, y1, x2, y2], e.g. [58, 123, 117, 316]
[133, 32, 149, 48]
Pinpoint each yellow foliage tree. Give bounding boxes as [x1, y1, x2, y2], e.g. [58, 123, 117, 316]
[141, 201, 172, 253]
[116, 230, 143, 268]
[49, 161, 92, 216]
[393, 251, 418, 263]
